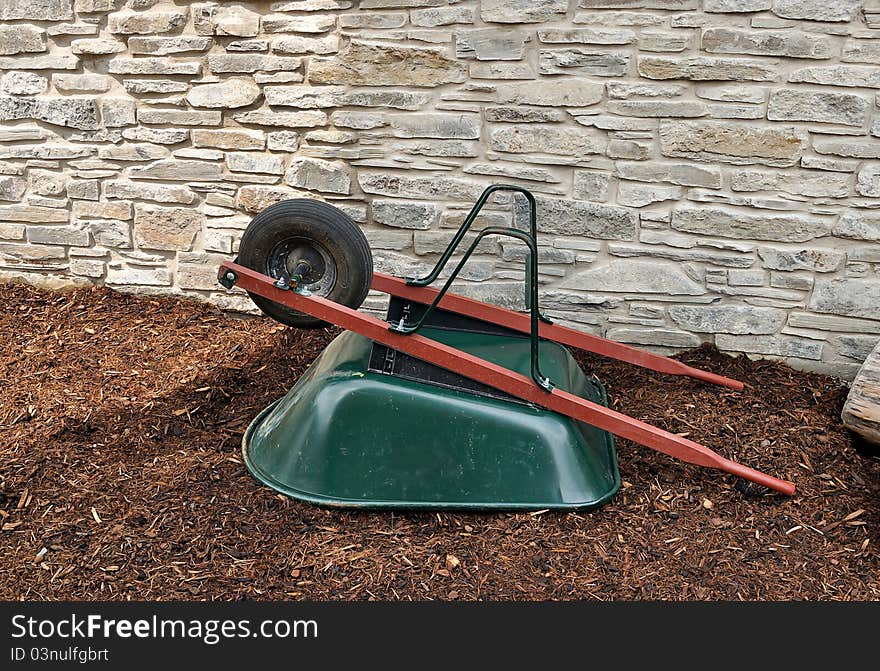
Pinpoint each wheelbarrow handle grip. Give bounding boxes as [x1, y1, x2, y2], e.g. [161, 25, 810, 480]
[684, 367, 745, 391]
[720, 460, 796, 496]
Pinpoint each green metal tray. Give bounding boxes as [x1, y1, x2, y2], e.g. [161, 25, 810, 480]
[242, 328, 620, 510]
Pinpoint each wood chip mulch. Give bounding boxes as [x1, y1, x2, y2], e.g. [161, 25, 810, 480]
[1, 281, 878, 601]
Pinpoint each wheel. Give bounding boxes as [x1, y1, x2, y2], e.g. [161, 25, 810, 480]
[237, 199, 373, 329]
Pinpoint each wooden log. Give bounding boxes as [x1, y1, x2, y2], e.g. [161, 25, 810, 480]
[842, 340, 880, 446]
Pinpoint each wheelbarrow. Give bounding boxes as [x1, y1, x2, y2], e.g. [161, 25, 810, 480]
[218, 184, 795, 510]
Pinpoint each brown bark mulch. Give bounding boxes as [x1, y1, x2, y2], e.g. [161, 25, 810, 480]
[1, 281, 877, 601]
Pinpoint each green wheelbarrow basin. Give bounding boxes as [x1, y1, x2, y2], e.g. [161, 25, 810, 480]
[242, 328, 620, 510]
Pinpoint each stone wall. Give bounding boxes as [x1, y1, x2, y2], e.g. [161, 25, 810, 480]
[1, 0, 880, 379]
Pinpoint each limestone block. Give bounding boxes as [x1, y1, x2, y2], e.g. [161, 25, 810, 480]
[187, 78, 261, 109]
[232, 110, 326, 127]
[704, 0, 770, 10]
[767, 90, 869, 126]
[539, 49, 629, 76]
[669, 304, 785, 334]
[616, 161, 722, 188]
[490, 126, 605, 156]
[856, 165, 880, 197]
[372, 200, 437, 229]
[0, 177, 27, 202]
[104, 180, 196, 204]
[0, 96, 99, 130]
[100, 98, 137, 128]
[482, 0, 567, 23]
[285, 157, 351, 194]
[617, 181, 685, 207]
[789, 65, 880, 89]
[75, 0, 124, 12]
[128, 37, 213, 55]
[267, 131, 300, 151]
[19, 221, 76, 247]
[207, 54, 301, 73]
[262, 13, 335, 33]
[457, 30, 530, 61]
[226, 152, 284, 175]
[130, 159, 223, 181]
[1, 72, 47, 95]
[272, 34, 338, 54]
[54, 74, 112, 94]
[0, 25, 46, 56]
[309, 41, 467, 86]
[810, 279, 880, 319]
[771, 0, 863, 22]
[0, 55, 78, 70]
[191, 129, 265, 150]
[573, 171, 612, 201]
[70, 39, 125, 55]
[607, 327, 701, 348]
[530, 195, 637, 240]
[660, 120, 807, 167]
[411, 7, 474, 26]
[389, 113, 480, 139]
[638, 56, 778, 81]
[122, 127, 189, 145]
[194, 3, 261, 37]
[339, 12, 405, 28]
[0, 1, 73, 20]
[137, 109, 221, 125]
[106, 266, 172, 286]
[538, 28, 635, 45]
[108, 7, 188, 34]
[559, 260, 705, 295]
[671, 206, 831, 242]
[87, 219, 131, 248]
[757, 247, 845, 272]
[716, 334, 823, 360]
[29, 170, 66, 196]
[177, 252, 230, 290]
[237, 185, 299, 213]
[108, 58, 201, 76]
[495, 80, 604, 106]
[73, 200, 132, 220]
[702, 28, 833, 59]
[730, 169, 851, 197]
[834, 212, 880, 241]
[134, 204, 203, 251]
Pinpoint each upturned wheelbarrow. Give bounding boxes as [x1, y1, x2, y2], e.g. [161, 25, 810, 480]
[218, 184, 795, 510]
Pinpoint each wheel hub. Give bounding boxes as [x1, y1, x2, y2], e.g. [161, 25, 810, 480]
[267, 237, 337, 296]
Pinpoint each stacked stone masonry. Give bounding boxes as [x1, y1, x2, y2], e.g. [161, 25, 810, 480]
[1, 0, 879, 379]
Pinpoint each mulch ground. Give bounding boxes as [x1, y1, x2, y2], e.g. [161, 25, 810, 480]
[1, 281, 878, 601]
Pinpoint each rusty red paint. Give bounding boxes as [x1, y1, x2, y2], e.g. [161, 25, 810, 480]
[220, 261, 795, 496]
[371, 272, 744, 391]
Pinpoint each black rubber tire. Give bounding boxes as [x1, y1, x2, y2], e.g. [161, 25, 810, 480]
[237, 199, 373, 329]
